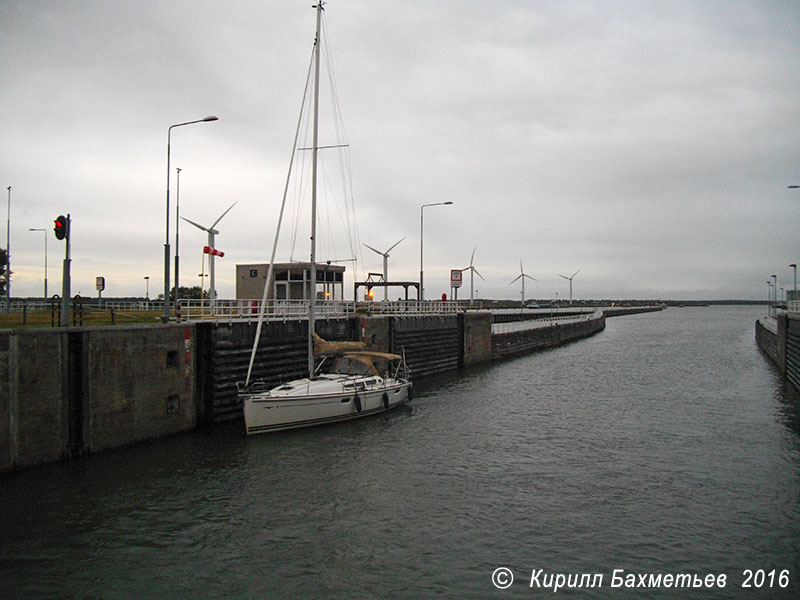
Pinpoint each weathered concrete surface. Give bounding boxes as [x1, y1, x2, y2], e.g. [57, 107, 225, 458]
[85, 325, 196, 453]
[1, 325, 198, 473]
[756, 318, 779, 368]
[0, 331, 65, 472]
[461, 311, 493, 367]
[758, 314, 800, 395]
[492, 313, 606, 360]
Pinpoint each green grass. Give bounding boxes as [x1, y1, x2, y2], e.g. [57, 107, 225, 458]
[0, 309, 164, 329]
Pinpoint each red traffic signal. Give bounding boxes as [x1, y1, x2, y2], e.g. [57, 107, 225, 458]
[54, 215, 68, 240]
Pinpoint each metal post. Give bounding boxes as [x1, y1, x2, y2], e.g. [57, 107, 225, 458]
[771, 274, 777, 317]
[163, 116, 218, 323]
[308, 2, 323, 379]
[174, 166, 182, 313]
[60, 214, 71, 327]
[29, 228, 48, 298]
[5, 186, 10, 312]
[419, 201, 453, 302]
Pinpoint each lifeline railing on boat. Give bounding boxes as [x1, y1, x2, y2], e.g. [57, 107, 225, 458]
[177, 298, 460, 322]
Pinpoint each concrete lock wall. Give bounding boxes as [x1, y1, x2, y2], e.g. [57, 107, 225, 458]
[1, 325, 197, 473]
[491, 313, 606, 360]
[787, 315, 800, 393]
[2, 309, 621, 473]
[755, 319, 780, 368]
[756, 314, 800, 396]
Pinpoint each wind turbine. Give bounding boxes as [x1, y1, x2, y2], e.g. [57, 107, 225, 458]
[182, 201, 237, 305]
[363, 237, 404, 301]
[509, 259, 536, 307]
[559, 269, 580, 305]
[463, 246, 485, 306]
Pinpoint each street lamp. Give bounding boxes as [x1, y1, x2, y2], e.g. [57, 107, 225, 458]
[771, 274, 777, 316]
[163, 115, 218, 323]
[28, 228, 48, 298]
[174, 167, 182, 310]
[767, 280, 772, 316]
[419, 201, 453, 301]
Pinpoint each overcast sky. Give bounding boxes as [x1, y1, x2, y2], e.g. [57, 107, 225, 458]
[2, 0, 798, 301]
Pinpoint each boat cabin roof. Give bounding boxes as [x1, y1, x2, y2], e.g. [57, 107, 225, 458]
[331, 352, 403, 377]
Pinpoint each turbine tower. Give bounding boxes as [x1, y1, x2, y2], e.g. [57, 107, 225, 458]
[558, 269, 580, 305]
[182, 201, 237, 306]
[509, 259, 536, 307]
[463, 246, 485, 306]
[363, 237, 404, 301]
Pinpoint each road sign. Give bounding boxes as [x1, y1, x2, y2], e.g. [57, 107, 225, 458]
[450, 269, 463, 288]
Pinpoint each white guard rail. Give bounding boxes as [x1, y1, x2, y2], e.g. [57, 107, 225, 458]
[177, 299, 460, 322]
[178, 299, 355, 322]
[491, 311, 600, 335]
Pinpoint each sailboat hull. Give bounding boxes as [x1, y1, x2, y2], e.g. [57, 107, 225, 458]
[242, 379, 411, 434]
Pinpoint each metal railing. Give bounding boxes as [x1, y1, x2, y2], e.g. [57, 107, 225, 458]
[177, 299, 355, 322]
[177, 298, 461, 322]
[1, 299, 163, 313]
[788, 300, 800, 316]
[758, 316, 778, 334]
[356, 300, 459, 316]
[491, 310, 601, 335]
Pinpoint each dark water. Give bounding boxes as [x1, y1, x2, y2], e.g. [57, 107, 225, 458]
[2, 306, 799, 599]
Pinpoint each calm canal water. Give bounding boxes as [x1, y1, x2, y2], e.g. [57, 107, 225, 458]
[1, 306, 799, 599]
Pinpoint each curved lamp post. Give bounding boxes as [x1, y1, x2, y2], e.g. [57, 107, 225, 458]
[419, 201, 453, 301]
[162, 116, 218, 322]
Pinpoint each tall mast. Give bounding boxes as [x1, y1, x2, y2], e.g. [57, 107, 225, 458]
[308, 2, 324, 379]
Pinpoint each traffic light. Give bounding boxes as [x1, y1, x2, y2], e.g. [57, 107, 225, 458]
[54, 215, 68, 240]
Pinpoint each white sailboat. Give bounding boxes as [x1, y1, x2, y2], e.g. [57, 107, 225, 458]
[238, 3, 412, 435]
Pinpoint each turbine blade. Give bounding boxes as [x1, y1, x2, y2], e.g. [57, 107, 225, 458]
[386, 236, 405, 254]
[211, 201, 238, 229]
[559, 274, 569, 280]
[473, 267, 485, 281]
[363, 243, 384, 256]
[470, 246, 476, 267]
[572, 269, 581, 278]
[509, 274, 522, 285]
[523, 274, 537, 281]
[181, 217, 209, 232]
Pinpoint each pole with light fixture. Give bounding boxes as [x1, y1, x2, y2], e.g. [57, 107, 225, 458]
[162, 116, 218, 323]
[174, 167, 182, 314]
[419, 201, 453, 301]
